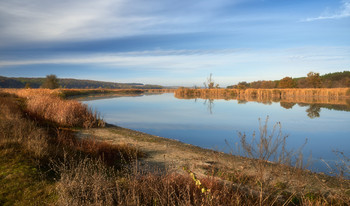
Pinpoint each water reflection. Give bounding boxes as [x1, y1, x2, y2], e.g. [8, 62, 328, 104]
[203, 99, 214, 114]
[280, 102, 296, 109]
[82, 93, 350, 174]
[280, 102, 321, 119]
[306, 105, 321, 119]
[179, 96, 350, 119]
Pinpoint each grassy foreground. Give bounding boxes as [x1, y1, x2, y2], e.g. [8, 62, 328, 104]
[0, 89, 349, 205]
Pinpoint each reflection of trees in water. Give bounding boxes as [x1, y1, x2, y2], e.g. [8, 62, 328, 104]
[280, 102, 296, 109]
[306, 104, 321, 119]
[186, 95, 349, 117]
[237, 100, 247, 104]
[204, 99, 214, 114]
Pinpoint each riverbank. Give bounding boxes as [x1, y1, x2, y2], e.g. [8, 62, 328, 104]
[1, 89, 349, 205]
[79, 124, 350, 201]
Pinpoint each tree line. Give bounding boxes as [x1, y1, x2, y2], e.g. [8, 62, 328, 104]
[0, 75, 163, 89]
[227, 71, 350, 89]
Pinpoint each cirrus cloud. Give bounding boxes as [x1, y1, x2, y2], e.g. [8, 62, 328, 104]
[303, 0, 350, 22]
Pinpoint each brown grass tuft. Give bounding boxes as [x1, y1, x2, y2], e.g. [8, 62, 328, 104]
[0, 93, 50, 159]
[55, 157, 116, 206]
[25, 95, 103, 128]
[2, 89, 105, 128]
[55, 129, 143, 167]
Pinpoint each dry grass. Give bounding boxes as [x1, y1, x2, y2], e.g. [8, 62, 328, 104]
[1, 88, 61, 98]
[2, 88, 105, 128]
[0, 91, 144, 205]
[56, 158, 350, 206]
[1, 90, 350, 205]
[175, 88, 350, 103]
[0, 93, 50, 159]
[1, 88, 144, 99]
[235, 117, 308, 169]
[55, 156, 263, 206]
[55, 157, 116, 206]
[26, 94, 104, 128]
[55, 129, 144, 168]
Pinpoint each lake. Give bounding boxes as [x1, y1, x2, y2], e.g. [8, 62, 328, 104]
[82, 93, 350, 174]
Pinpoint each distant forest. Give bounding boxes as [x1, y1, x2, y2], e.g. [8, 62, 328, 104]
[0, 76, 163, 89]
[227, 71, 350, 89]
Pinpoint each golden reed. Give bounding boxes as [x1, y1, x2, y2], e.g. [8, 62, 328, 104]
[175, 88, 350, 105]
[2, 89, 103, 128]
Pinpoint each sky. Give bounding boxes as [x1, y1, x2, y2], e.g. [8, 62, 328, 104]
[0, 0, 349, 86]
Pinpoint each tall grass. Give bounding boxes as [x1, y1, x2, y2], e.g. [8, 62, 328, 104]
[55, 157, 116, 206]
[0, 91, 140, 165]
[1, 90, 350, 205]
[1, 88, 144, 99]
[0, 91, 144, 205]
[2, 89, 104, 128]
[26, 94, 103, 128]
[175, 88, 350, 104]
[54, 156, 265, 206]
[0, 92, 50, 159]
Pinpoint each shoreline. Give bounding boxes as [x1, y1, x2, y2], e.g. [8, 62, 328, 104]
[78, 122, 350, 196]
[0, 90, 350, 204]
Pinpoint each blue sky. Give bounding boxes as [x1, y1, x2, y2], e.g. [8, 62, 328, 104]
[0, 0, 349, 86]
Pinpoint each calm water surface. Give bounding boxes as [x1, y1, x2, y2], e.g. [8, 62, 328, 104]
[82, 93, 350, 173]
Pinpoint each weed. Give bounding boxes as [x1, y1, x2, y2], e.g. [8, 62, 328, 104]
[55, 157, 116, 206]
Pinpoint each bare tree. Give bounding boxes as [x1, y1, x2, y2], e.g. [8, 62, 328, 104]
[204, 73, 216, 89]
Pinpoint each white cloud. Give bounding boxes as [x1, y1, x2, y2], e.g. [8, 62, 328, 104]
[0, 0, 244, 46]
[0, 47, 348, 86]
[0, 47, 348, 75]
[303, 0, 350, 22]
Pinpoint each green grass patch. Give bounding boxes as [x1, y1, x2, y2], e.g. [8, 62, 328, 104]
[0, 146, 57, 206]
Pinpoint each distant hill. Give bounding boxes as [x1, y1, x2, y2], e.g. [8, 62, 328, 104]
[0, 76, 163, 89]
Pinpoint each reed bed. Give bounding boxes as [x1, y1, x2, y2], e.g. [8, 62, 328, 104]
[175, 88, 350, 99]
[175, 88, 350, 105]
